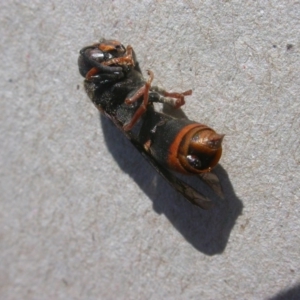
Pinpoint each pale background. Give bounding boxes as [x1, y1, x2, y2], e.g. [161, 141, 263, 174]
[1, 1, 300, 299]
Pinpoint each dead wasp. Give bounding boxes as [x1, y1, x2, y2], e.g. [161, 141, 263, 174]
[78, 39, 224, 209]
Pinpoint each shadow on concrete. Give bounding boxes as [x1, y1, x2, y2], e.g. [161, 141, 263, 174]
[101, 114, 243, 255]
[269, 283, 300, 300]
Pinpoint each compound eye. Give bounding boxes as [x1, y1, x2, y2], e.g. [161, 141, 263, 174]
[90, 49, 105, 62]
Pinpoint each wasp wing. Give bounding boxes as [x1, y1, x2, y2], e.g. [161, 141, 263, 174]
[108, 117, 214, 209]
[198, 172, 224, 199]
[126, 132, 213, 210]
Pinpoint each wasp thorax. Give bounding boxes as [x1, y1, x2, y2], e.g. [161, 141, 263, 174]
[178, 125, 224, 173]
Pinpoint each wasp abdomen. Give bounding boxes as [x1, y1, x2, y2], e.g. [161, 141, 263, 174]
[149, 118, 223, 174]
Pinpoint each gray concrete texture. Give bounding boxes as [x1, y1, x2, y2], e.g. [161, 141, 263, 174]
[1, 1, 299, 299]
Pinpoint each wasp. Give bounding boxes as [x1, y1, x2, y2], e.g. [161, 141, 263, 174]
[78, 39, 224, 209]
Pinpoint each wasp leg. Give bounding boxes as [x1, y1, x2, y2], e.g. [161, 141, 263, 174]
[102, 45, 135, 67]
[86, 67, 101, 80]
[85, 67, 124, 83]
[123, 70, 154, 131]
[150, 86, 192, 109]
[85, 66, 124, 82]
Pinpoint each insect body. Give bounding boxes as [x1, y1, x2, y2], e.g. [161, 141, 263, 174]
[78, 39, 224, 209]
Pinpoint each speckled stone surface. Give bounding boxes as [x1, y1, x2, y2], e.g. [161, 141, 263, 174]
[1, 1, 300, 299]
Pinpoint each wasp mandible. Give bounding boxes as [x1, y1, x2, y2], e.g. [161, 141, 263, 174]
[78, 39, 224, 209]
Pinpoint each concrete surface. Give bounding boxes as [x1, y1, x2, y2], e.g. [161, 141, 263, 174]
[1, 1, 299, 299]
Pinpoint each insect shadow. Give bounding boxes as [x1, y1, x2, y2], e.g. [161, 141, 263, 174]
[100, 113, 243, 255]
[269, 283, 300, 300]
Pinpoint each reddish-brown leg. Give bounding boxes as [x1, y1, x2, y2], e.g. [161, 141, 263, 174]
[163, 89, 192, 108]
[85, 67, 100, 80]
[143, 139, 152, 151]
[151, 86, 192, 108]
[102, 45, 135, 67]
[123, 70, 154, 131]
